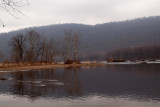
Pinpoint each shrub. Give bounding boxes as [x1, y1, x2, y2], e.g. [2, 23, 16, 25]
[65, 59, 81, 64]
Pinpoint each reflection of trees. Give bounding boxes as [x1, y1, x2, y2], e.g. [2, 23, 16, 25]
[12, 69, 56, 98]
[63, 67, 82, 96]
[13, 72, 24, 95]
[10, 67, 82, 99]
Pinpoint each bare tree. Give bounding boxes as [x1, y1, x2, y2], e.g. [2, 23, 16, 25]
[72, 31, 81, 61]
[34, 35, 43, 62]
[63, 29, 81, 63]
[0, 0, 29, 27]
[0, 50, 3, 61]
[61, 41, 67, 62]
[26, 30, 40, 62]
[63, 29, 73, 61]
[47, 38, 57, 63]
[40, 36, 47, 62]
[41, 38, 57, 63]
[9, 33, 26, 63]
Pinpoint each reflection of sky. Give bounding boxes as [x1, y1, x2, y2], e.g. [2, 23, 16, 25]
[1, 0, 160, 33]
[0, 94, 160, 107]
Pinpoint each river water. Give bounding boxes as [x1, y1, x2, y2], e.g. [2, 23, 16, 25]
[0, 64, 160, 107]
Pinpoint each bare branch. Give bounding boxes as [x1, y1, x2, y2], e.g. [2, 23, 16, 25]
[0, 0, 29, 26]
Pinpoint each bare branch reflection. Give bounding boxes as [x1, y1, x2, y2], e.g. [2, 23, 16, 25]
[10, 67, 82, 99]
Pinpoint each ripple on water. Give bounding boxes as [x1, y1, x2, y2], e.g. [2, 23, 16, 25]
[35, 84, 46, 87]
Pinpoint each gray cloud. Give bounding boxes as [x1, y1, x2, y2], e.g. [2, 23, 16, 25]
[1, 0, 160, 33]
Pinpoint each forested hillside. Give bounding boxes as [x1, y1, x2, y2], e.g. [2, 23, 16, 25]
[0, 16, 160, 60]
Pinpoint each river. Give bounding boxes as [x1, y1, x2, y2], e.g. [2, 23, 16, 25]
[0, 64, 160, 107]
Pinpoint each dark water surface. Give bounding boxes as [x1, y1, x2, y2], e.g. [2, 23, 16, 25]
[0, 64, 160, 107]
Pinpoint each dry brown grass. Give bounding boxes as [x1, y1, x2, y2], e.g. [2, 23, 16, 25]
[0, 62, 105, 71]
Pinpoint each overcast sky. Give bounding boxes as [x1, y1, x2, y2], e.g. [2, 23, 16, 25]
[0, 0, 160, 33]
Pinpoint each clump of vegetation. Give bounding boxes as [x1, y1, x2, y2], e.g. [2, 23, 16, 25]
[64, 59, 74, 64]
[107, 59, 125, 62]
[64, 59, 81, 64]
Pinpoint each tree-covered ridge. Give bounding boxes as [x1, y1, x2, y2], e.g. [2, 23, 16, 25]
[0, 16, 160, 60]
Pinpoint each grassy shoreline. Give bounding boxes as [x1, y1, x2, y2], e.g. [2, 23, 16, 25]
[0, 63, 105, 71]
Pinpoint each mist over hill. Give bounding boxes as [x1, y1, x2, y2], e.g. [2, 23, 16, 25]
[0, 16, 160, 60]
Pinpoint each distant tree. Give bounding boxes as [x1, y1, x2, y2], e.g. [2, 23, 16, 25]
[0, 0, 29, 27]
[9, 34, 26, 63]
[63, 29, 81, 63]
[63, 29, 73, 61]
[72, 31, 81, 61]
[34, 35, 43, 62]
[40, 36, 47, 62]
[46, 38, 57, 63]
[61, 41, 67, 62]
[0, 50, 3, 61]
[107, 45, 160, 61]
[26, 30, 41, 62]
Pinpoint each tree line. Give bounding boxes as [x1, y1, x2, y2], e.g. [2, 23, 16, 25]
[7, 29, 81, 64]
[107, 45, 160, 61]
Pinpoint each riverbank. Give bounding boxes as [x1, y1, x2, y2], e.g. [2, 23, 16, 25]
[0, 63, 105, 71]
[1, 60, 160, 71]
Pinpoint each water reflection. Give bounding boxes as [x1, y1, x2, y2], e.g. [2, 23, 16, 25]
[0, 67, 83, 99]
[1, 94, 160, 107]
[0, 64, 160, 102]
